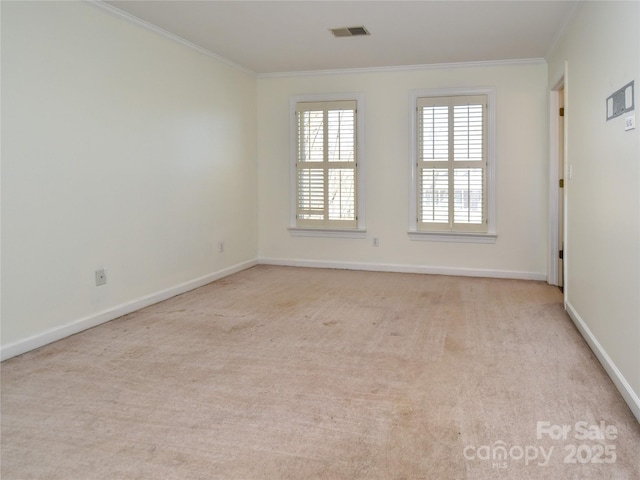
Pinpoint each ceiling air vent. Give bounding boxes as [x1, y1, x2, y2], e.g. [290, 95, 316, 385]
[330, 26, 370, 38]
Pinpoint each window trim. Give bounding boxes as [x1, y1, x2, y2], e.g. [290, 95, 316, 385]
[408, 87, 497, 243]
[289, 93, 366, 237]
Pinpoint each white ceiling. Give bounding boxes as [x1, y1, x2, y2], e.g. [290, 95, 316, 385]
[104, 0, 579, 75]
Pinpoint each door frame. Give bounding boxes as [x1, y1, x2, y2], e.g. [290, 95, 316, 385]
[548, 75, 566, 291]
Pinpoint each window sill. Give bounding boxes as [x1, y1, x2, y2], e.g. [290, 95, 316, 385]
[408, 231, 497, 244]
[289, 227, 367, 239]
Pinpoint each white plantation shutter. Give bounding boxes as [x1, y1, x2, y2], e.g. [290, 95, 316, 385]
[417, 95, 487, 233]
[296, 101, 357, 228]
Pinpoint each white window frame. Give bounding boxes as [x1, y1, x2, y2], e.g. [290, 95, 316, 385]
[289, 93, 366, 238]
[408, 87, 497, 243]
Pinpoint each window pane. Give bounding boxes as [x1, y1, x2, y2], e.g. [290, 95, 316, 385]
[327, 109, 355, 162]
[298, 168, 324, 219]
[420, 168, 448, 223]
[454, 168, 483, 223]
[453, 104, 483, 161]
[299, 111, 324, 162]
[295, 99, 359, 229]
[328, 168, 355, 220]
[420, 106, 449, 161]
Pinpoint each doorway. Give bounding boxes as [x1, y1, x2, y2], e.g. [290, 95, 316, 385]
[557, 87, 565, 289]
[548, 78, 565, 290]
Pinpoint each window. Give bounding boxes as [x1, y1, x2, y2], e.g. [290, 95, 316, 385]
[290, 94, 365, 237]
[409, 88, 496, 243]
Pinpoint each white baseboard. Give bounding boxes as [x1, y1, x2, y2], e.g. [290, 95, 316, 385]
[0, 258, 547, 362]
[0, 259, 258, 361]
[566, 301, 640, 423]
[6, 258, 636, 424]
[259, 257, 547, 281]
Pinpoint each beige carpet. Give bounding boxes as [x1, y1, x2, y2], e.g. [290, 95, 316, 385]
[2, 265, 639, 479]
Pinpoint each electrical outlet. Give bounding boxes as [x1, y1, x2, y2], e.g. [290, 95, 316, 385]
[95, 268, 107, 286]
[218, 242, 224, 253]
[372, 237, 379, 247]
[624, 114, 635, 131]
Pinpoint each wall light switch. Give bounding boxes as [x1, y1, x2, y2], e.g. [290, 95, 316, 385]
[624, 114, 635, 131]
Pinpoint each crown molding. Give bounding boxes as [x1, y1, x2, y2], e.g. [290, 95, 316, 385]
[258, 58, 547, 79]
[89, 0, 257, 77]
[89, 1, 546, 80]
[544, 0, 581, 61]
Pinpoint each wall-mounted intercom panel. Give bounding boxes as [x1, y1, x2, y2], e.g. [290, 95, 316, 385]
[606, 80, 634, 121]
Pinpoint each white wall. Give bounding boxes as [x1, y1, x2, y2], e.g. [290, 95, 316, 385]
[2, 1, 637, 422]
[1, 1, 258, 354]
[257, 63, 549, 278]
[547, 1, 640, 417]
